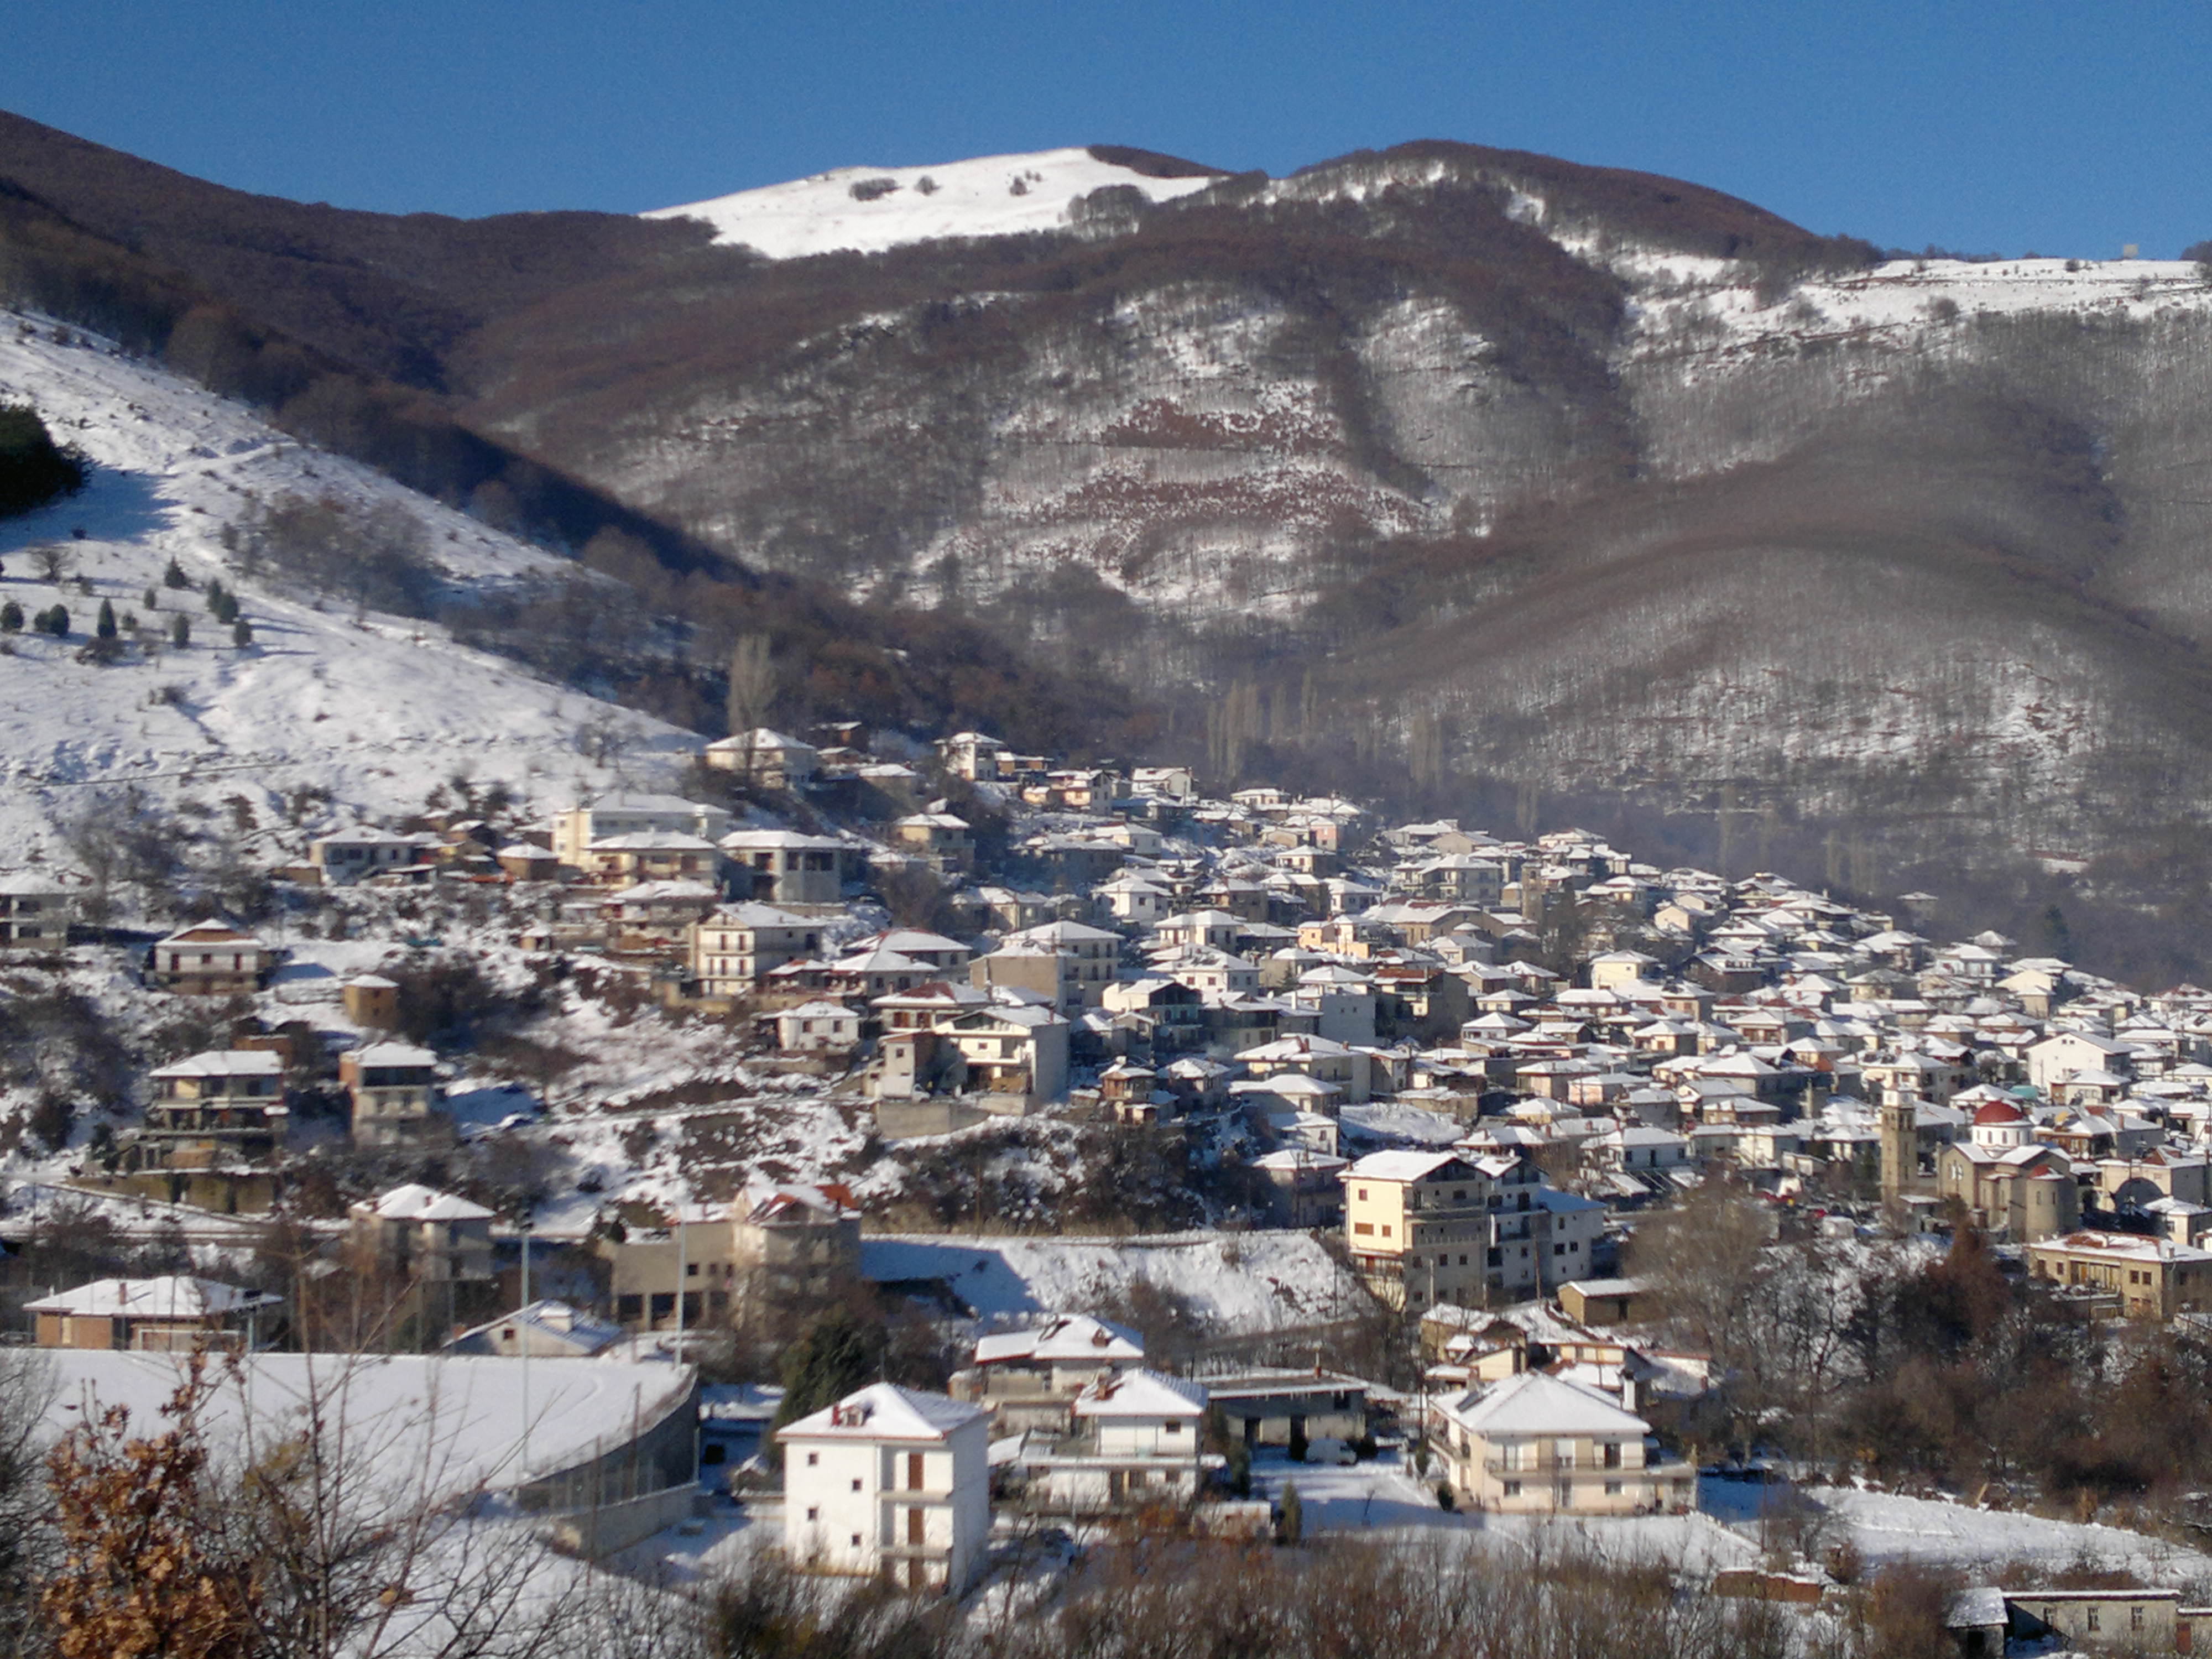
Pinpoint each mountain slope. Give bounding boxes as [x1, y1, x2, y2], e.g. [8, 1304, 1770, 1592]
[9, 117, 2212, 968]
[0, 309, 695, 863]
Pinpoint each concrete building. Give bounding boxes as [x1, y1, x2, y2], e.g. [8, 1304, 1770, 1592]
[779, 1383, 991, 1594]
[703, 728, 820, 789]
[130, 1048, 289, 1169]
[599, 1183, 862, 1331]
[341, 1041, 448, 1149]
[1028, 1369, 1212, 1513]
[720, 830, 853, 906]
[2026, 1230, 2212, 1320]
[309, 827, 425, 885]
[0, 871, 69, 947]
[347, 1185, 497, 1283]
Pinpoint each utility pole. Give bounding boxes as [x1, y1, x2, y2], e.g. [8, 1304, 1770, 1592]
[518, 1211, 533, 1485]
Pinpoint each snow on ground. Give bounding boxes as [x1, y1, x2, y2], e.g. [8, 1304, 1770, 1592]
[645, 147, 1219, 259]
[0, 312, 691, 865]
[1810, 1484, 2212, 1579]
[860, 1229, 1365, 1334]
[30, 1348, 695, 1493]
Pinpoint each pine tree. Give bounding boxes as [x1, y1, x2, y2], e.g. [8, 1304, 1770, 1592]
[231, 617, 253, 648]
[771, 1305, 883, 1437]
[1279, 1480, 1303, 1545]
[144, 585, 158, 610]
[163, 557, 189, 589]
[96, 597, 116, 639]
[171, 613, 190, 648]
[0, 599, 19, 633]
[43, 604, 68, 637]
[205, 578, 227, 617]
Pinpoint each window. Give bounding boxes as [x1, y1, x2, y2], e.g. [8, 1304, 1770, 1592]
[807, 1452, 820, 1467]
[1380, 1225, 1392, 1238]
[806, 1506, 819, 1522]
[1357, 1188, 1368, 1201]
[2086, 1609, 2100, 1632]
[1353, 1220, 1374, 1238]
[1605, 1481, 1624, 1496]
[851, 1479, 863, 1492]
[1164, 1419, 1182, 1434]
[1503, 1480, 1521, 1498]
[851, 1533, 862, 1548]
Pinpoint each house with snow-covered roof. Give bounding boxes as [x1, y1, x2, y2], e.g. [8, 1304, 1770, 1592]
[0, 869, 69, 948]
[702, 727, 820, 789]
[779, 1383, 990, 1594]
[26, 1275, 282, 1352]
[1434, 1370, 1692, 1514]
[127, 1048, 289, 1170]
[340, 1040, 447, 1149]
[148, 920, 269, 996]
[1021, 1369, 1214, 1514]
[348, 1185, 496, 1282]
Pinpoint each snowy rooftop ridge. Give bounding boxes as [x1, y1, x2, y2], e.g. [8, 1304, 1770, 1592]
[643, 146, 1222, 260]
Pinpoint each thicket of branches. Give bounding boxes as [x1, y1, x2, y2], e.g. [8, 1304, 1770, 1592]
[1631, 1182, 2212, 1510]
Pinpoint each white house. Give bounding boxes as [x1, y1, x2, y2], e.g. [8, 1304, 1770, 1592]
[703, 728, 820, 789]
[309, 828, 425, 885]
[0, 870, 68, 948]
[551, 793, 733, 868]
[1028, 1369, 1212, 1512]
[1434, 1371, 1692, 1514]
[776, 1000, 863, 1053]
[779, 1384, 990, 1595]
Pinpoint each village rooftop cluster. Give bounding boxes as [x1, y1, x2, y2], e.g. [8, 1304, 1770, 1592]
[9, 716, 2212, 1634]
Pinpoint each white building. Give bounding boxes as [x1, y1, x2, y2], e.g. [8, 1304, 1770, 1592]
[776, 1000, 863, 1053]
[1434, 1370, 1692, 1514]
[779, 1384, 990, 1595]
[551, 793, 733, 868]
[1029, 1369, 1212, 1512]
[0, 870, 70, 947]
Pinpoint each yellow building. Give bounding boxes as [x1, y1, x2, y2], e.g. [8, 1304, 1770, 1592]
[2025, 1230, 2212, 1320]
[1341, 1152, 1500, 1312]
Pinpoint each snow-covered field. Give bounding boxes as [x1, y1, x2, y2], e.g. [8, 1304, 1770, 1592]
[645, 146, 1220, 259]
[0, 313, 691, 866]
[1810, 1485, 2212, 1580]
[861, 1229, 1367, 1334]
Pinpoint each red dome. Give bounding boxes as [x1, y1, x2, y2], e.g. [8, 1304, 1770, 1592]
[1972, 1100, 2029, 1126]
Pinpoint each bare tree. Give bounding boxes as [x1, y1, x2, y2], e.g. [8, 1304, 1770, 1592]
[724, 633, 778, 760]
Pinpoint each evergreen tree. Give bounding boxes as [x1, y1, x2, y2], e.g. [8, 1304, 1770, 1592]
[43, 604, 67, 637]
[0, 599, 19, 633]
[771, 1305, 883, 1436]
[231, 617, 253, 648]
[170, 613, 190, 648]
[143, 586, 158, 610]
[205, 579, 227, 617]
[96, 598, 116, 639]
[1279, 1481, 1303, 1545]
[163, 557, 189, 590]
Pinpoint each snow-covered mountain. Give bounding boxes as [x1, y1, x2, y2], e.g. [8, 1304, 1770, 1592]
[644, 144, 1222, 259]
[0, 312, 691, 865]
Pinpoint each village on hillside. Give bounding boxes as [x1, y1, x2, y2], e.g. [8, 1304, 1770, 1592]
[9, 718, 2212, 1653]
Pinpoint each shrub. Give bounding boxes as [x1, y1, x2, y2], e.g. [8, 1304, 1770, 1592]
[0, 403, 87, 518]
[231, 617, 253, 648]
[163, 557, 190, 589]
[96, 598, 116, 639]
[143, 586, 158, 609]
[40, 604, 69, 637]
[1277, 1481, 1303, 1545]
[848, 177, 899, 202]
[170, 613, 190, 647]
[0, 601, 19, 633]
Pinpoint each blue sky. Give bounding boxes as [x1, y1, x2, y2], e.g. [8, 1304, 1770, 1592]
[3, 0, 2208, 256]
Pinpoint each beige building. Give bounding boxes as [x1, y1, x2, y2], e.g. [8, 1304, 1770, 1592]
[148, 921, 269, 995]
[1435, 1371, 1691, 1514]
[691, 902, 824, 995]
[347, 1185, 497, 1283]
[26, 1275, 282, 1352]
[721, 829, 854, 906]
[1937, 1102, 2080, 1241]
[703, 728, 820, 789]
[2026, 1230, 2212, 1320]
[550, 793, 733, 868]
[599, 1182, 862, 1331]
[1341, 1151, 1501, 1313]
[341, 1041, 448, 1149]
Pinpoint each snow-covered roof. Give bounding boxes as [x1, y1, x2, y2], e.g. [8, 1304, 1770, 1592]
[1444, 1370, 1651, 1438]
[779, 1382, 985, 1441]
[351, 1041, 437, 1068]
[1072, 1368, 1208, 1418]
[150, 1049, 284, 1079]
[25, 1276, 281, 1319]
[974, 1313, 1144, 1366]
[362, 1183, 494, 1222]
